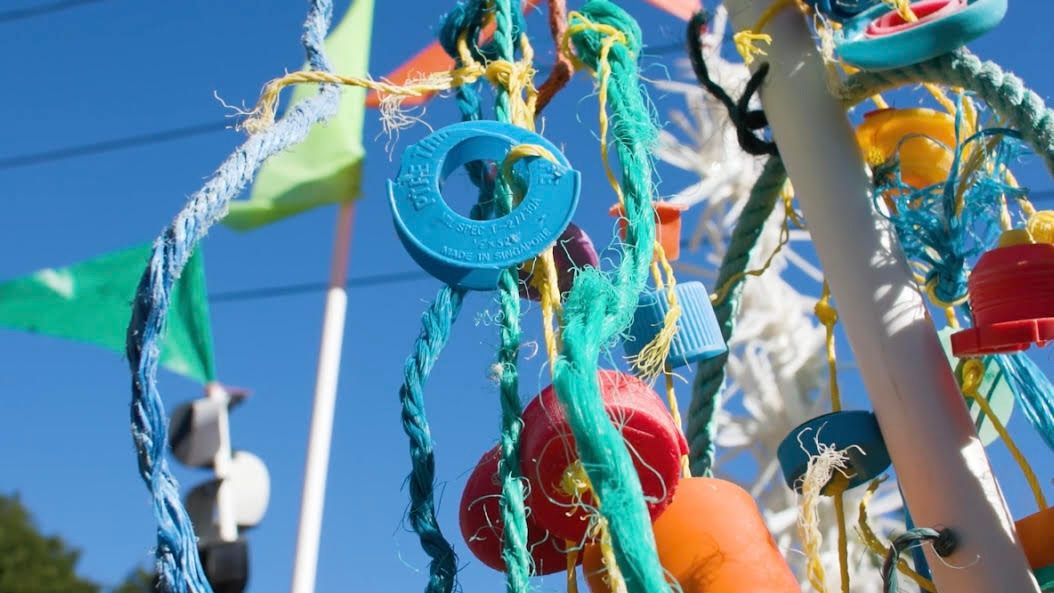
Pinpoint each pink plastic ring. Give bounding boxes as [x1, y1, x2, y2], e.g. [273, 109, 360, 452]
[866, 0, 966, 37]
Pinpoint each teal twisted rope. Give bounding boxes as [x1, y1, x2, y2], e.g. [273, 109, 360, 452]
[839, 49, 1054, 175]
[490, 0, 532, 590]
[390, 4, 501, 591]
[687, 157, 787, 475]
[399, 287, 465, 593]
[552, 3, 669, 592]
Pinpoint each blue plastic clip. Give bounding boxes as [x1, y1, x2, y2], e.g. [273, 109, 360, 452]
[777, 411, 892, 493]
[388, 121, 581, 291]
[836, 0, 1007, 71]
[624, 281, 727, 371]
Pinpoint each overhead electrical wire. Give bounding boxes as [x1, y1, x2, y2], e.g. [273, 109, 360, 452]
[0, 0, 105, 24]
[0, 121, 232, 171]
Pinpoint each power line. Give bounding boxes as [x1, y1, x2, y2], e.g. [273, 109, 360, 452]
[0, 44, 697, 172]
[0, 121, 231, 171]
[0, 0, 104, 24]
[208, 270, 430, 303]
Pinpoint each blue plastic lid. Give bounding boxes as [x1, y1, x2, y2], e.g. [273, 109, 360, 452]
[387, 121, 580, 291]
[777, 410, 891, 493]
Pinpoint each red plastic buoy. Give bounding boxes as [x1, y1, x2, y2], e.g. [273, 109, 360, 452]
[952, 239, 1054, 356]
[519, 370, 687, 541]
[609, 201, 689, 261]
[459, 446, 578, 575]
[582, 477, 801, 593]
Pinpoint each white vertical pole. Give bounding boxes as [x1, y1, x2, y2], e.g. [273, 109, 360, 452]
[290, 202, 356, 593]
[721, 3, 1039, 592]
[206, 382, 239, 543]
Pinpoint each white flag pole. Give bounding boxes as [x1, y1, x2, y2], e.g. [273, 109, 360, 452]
[290, 201, 356, 593]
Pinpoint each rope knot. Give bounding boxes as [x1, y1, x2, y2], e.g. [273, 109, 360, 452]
[961, 358, 985, 395]
[565, 1, 640, 72]
[924, 265, 969, 307]
[814, 298, 838, 327]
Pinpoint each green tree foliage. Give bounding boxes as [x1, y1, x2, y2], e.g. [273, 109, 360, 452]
[0, 493, 99, 593]
[112, 567, 158, 593]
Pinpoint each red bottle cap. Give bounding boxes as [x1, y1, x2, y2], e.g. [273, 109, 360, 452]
[459, 446, 578, 575]
[952, 242, 1054, 356]
[519, 370, 687, 541]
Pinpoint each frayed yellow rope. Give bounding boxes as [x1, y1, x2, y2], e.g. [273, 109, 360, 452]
[814, 282, 850, 593]
[662, 365, 692, 479]
[816, 281, 841, 411]
[733, 0, 799, 64]
[856, 478, 937, 592]
[561, 11, 629, 206]
[240, 31, 538, 137]
[797, 442, 853, 593]
[708, 201, 792, 305]
[831, 478, 851, 593]
[882, 0, 917, 22]
[628, 243, 683, 383]
[961, 359, 1049, 510]
[560, 461, 627, 593]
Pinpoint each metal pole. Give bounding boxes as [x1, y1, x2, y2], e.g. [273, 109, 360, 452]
[290, 202, 356, 593]
[721, 2, 1039, 591]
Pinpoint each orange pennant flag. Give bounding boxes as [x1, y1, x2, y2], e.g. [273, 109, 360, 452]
[365, 0, 541, 109]
[365, 0, 699, 110]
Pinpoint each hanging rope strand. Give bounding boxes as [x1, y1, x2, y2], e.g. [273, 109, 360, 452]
[125, 2, 340, 592]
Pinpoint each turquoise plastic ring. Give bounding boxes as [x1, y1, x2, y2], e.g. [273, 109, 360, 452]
[777, 411, 892, 493]
[835, 0, 1007, 71]
[387, 121, 581, 290]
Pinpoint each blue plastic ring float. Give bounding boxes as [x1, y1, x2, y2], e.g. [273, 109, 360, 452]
[387, 121, 581, 291]
[776, 410, 891, 493]
[835, 0, 1007, 71]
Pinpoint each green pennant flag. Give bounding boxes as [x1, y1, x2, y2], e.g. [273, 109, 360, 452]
[222, 0, 376, 231]
[0, 244, 216, 384]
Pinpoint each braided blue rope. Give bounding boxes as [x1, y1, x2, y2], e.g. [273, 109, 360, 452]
[687, 157, 786, 475]
[386, 3, 533, 591]
[398, 286, 466, 593]
[124, 2, 338, 592]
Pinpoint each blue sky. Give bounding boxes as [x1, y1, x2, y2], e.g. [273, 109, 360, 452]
[1, 1, 1053, 592]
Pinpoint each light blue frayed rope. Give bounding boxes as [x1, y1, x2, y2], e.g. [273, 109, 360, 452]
[125, 1, 338, 591]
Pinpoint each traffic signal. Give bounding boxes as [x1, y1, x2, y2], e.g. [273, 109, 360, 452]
[169, 384, 269, 593]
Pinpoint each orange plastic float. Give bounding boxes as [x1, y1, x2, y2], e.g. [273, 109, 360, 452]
[519, 370, 687, 542]
[582, 477, 799, 593]
[855, 107, 957, 189]
[609, 201, 689, 261]
[1015, 507, 1054, 572]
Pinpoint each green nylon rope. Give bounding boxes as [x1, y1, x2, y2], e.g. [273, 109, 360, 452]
[491, 0, 532, 590]
[687, 157, 787, 474]
[839, 49, 1054, 175]
[551, 2, 671, 592]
